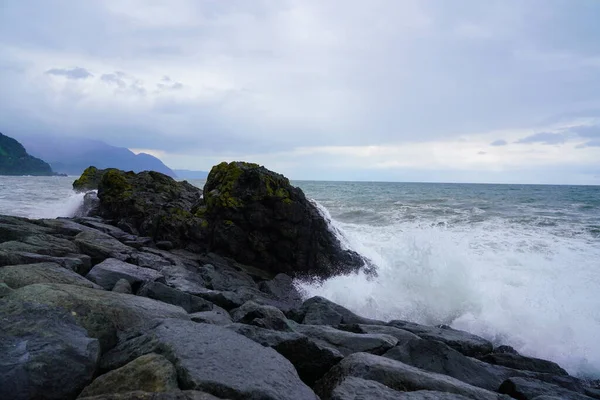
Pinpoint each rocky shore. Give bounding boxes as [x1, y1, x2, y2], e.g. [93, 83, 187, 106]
[1, 162, 598, 400]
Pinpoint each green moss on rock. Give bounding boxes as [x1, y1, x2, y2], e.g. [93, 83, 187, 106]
[73, 166, 106, 192]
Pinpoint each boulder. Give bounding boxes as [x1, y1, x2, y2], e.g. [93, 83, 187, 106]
[314, 353, 506, 400]
[112, 279, 133, 294]
[0, 251, 91, 274]
[196, 261, 257, 292]
[189, 307, 232, 325]
[137, 281, 213, 313]
[86, 258, 164, 291]
[226, 323, 344, 386]
[230, 300, 293, 331]
[0, 234, 79, 257]
[292, 323, 398, 356]
[0, 215, 54, 242]
[75, 230, 134, 264]
[73, 166, 108, 192]
[479, 352, 568, 376]
[0, 300, 100, 400]
[79, 353, 178, 397]
[337, 324, 420, 343]
[93, 169, 204, 248]
[388, 320, 493, 357]
[101, 319, 318, 400]
[329, 377, 473, 400]
[78, 391, 222, 400]
[258, 273, 303, 307]
[382, 338, 521, 391]
[202, 161, 365, 278]
[499, 377, 593, 400]
[289, 296, 383, 326]
[5, 283, 189, 350]
[0, 262, 100, 289]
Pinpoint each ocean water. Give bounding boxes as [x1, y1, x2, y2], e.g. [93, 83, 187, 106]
[1, 176, 599, 378]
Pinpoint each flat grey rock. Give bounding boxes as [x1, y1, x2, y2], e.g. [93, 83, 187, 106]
[0, 300, 100, 400]
[330, 377, 473, 400]
[137, 281, 213, 313]
[0, 262, 100, 289]
[86, 258, 164, 291]
[101, 319, 318, 400]
[315, 352, 508, 400]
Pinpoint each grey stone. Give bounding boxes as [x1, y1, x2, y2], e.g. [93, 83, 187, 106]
[0, 300, 100, 400]
[129, 252, 173, 270]
[0, 282, 14, 297]
[338, 323, 420, 343]
[156, 241, 174, 251]
[189, 307, 232, 325]
[101, 319, 318, 400]
[230, 300, 292, 331]
[289, 296, 383, 326]
[479, 352, 568, 376]
[75, 230, 134, 264]
[314, 352, 507, 400]
[77, 390, 223, 400]
[226, 323, 344, 386]
[5, 283, 189, 351]
[330, 377, 473, 400]
[79, 353, 178, 397]
[292, 322, 398, 356]
[0, 262, 101, 289]
[138, 281, 213, 313]
[258, 273, 303, 307]
[499, 377, 593, 400]
[388, 320, 493, 357]
[112, 279, 132, 294]
[86, 258, 164, 291]
[0, 251, 91, 274]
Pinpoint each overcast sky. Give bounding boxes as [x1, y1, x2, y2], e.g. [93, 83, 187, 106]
[1, 0, 600, 184]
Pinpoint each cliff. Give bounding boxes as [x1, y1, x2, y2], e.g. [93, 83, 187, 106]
[0, 132, 54, 176]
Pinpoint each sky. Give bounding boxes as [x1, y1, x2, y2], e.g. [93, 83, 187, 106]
[1, 0, 600, 184]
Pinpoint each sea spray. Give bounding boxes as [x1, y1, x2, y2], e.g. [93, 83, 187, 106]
[297, 194, 600, 379]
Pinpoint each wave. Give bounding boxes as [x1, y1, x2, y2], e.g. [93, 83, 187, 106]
[298, 200, 600, 379]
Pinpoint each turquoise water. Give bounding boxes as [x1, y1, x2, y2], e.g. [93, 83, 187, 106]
[1, 176, 599, 377]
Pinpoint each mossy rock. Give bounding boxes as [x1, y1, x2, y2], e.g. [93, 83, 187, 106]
[203, 161, 366, 278]
[73, 166, 109, 192]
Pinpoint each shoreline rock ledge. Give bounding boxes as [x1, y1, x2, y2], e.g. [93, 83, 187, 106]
[0, 161, 597, 400]
[76, 161, 366, 279]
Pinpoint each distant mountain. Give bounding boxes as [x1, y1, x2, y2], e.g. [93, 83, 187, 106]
[174, 169, 209, 179]
[15, 134, 175, 177]
[0, 132, 54, 176]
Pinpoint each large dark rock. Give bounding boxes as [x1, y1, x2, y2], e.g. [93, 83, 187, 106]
[226, 323, 344, 386]
[101, 319, 318, 400]
[5, 283, 189, 351]
[75, 230, 134, 264]
[292, 323, 398, 356]
[137, 281, 213, 313]
[78, 391, 222, 400]
[73, 166, 109, 192]
[499, 377, 593, 400]
[0, 300, 100, 400]
[230, 300, 293, 331]
[86, 258, 164, 291]
[0, 250, 91, 274]
[189, 307, 232, 325]
[93, 169, 204, 247]
[387, 320, 493, 357]
[0, 262, 100, 289]
[79, 353, 178, 397]
[479, 352, 568, 376]
[329, 377, 473, 400]
[314, 353, 506, 400]
[383, 338, 522, 391]
[289, 296, 384, 325]
[202, 161, 366, 278]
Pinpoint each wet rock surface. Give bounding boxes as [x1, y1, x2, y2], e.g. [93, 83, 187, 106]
[0, 162, 594, 399]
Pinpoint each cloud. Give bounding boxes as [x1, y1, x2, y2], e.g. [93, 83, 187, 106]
[1, 0, 600, 183]
[569, 124, 600, 138]
[576, 140, 600, 149]
[516, 132, 567, 145]
[46, 67, 93, 79]
[490, 139, 507, 146]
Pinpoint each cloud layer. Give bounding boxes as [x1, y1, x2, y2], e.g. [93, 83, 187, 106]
[1, 0, 600, 183]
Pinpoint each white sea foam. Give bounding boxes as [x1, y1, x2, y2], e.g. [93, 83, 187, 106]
[298, 204, 600, 378]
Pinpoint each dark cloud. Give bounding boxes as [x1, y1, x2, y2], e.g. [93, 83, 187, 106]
[101, 72, 147, 96]
[46, 67, 93, 79]
[516, 132, 566, 145]
[490, 139, 507, 146]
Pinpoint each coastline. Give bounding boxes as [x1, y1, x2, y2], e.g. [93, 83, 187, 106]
[0, 164, 598, 399]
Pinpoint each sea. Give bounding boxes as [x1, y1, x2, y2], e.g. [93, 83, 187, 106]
[1, 175, 599, 378]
